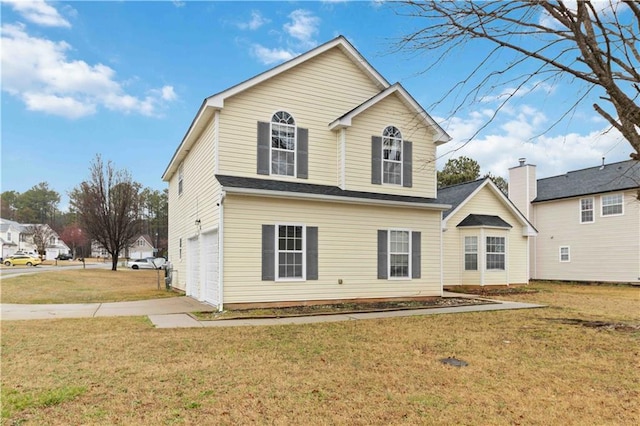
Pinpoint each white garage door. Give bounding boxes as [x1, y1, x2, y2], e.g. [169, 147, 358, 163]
[186, 236, 200, 299]
[201, 230, 219, 306]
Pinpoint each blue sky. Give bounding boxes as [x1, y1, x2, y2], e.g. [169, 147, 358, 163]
[1, 0, 633, 208]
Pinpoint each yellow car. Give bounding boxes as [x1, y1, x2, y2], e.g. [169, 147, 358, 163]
[3, 254, 42, 267]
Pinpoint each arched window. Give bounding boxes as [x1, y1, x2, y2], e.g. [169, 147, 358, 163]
[271, 111, 296, 176]
[382, 126, 402, 185]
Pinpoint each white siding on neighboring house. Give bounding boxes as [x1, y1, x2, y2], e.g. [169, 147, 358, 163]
[532, 190, 639, 283]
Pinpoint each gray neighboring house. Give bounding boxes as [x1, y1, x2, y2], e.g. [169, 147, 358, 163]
[509, 159, 639, 283]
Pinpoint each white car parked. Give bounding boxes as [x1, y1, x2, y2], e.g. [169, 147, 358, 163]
[127, 257, 166, 270]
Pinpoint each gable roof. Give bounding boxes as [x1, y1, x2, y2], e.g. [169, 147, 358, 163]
[457, 214, 512, 228]
[328, 83, 451, 144]
[437, 178, 537, 235]
[534, 159, 639, 202]
[162, 36, 390, 182]
[216, 175, 451, 210]
[437, 179, 486, 219]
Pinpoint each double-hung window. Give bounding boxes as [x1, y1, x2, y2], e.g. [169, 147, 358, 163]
[559, 246, 570, 262]
[464, 236, 478, 271]
[486, 236, 505, 270]
[389, 230, 410, 278]
[580, 198, 594, 223]
[382, 126, 402, 185]
[601, 194, 623, 216]
[178, 163, 184, 196]
[262, 225, 318, 281]
[277, 225, 304, 279]
[271, 111, 296, 176]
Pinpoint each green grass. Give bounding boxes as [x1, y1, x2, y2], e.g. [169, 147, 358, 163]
[0, 269, 177, 304]
[1, 282, 638, 425]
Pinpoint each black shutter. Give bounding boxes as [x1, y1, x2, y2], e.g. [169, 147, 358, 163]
[403, 141, 412, 188]
[377, 230, 388, 279]
[411, 231, 421, 278]
[262, 225, 275, 280]
[371, 136, 382, 185]
[257, 122, 270, 175]
[306, 226, 318, 280]
[297, 127, 308, 179]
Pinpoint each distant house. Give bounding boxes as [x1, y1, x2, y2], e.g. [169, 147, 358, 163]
[438, 178, 536, 287]
[162, 36, 452, 309]
[509, 159, 639, 283]
[0, 218, 70, 259]
[91, 234, 157, 259]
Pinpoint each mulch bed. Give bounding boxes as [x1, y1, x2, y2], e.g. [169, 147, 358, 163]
[447, 287, 539, 296]
[196, 297, 496, 321]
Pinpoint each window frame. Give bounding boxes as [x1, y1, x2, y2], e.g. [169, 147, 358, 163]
[485, 236, 506, 271]
[464, 236, 478, 271]
[559, 246, 570, 262]
[270, 111, 297, 177]
[600, 193, 624, 217]
[580, 197, 594, 224]
[388, 229, 411, 279]
[382, 126, 403, 186]
[275, 223, 306, 281]
[178, 163, 184, 196]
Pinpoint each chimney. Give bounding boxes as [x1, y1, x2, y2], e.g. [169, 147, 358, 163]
[508, 158, 537, 221]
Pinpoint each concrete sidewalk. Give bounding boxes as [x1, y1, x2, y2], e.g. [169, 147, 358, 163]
[1, 294, 545, 327]
[0, 297, 213, 321]
[149, 300, 545, 328]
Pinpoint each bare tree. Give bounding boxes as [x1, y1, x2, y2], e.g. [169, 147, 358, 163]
[26, 224, 56, 258]
[70, 155, 141, 271]
[393, 0, 640, 160]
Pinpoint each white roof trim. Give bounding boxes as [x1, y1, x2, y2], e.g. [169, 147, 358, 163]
[329, 83, 451, 145]
[221, 186, 452, 211]
[442, 179, 537, 235]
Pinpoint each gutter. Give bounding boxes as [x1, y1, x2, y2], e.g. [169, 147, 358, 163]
[218, 191, 226, 312]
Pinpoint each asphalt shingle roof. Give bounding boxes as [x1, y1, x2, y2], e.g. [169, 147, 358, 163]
[534, 160, 639, 202]
[456, 214, 512, 228]
[436, 178, 487, 218]
[215, 175, 446, 206]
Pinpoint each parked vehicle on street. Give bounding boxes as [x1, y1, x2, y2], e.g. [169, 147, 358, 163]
[56, 253, 73, 260]
[3, 254, 42, 267]
[127, 257, 166, 270]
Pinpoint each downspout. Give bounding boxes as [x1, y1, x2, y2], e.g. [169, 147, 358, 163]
[439, 212, 444, 297]
[218, 190, 226, 312]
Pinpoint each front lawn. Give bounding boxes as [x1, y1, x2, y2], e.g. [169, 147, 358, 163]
[1, 282, 638, 424]
[0, 269, 177, 304]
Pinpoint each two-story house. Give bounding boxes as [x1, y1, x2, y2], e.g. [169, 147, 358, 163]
[162, 36, 452, 309]
[509, 158, 639, 283]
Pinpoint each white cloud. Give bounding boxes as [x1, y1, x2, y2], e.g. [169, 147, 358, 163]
[251, 44, 297, 65]
[539, 0, 629, 28]
[284, 9, 320, 48]
[437, 104, 632, 180]
[1, 23, 176, 118]
[3, 0, 71, 28]
[238, 10, 270, 31]
[172, 1, 186, 8]
[480, 81, 557, 104]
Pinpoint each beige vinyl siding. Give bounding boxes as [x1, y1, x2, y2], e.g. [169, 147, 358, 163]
[222, 194, 442, 304]
[217, 48, 381, 185]
[442, 185, 529, 286]
[532, 190, 639, 283]
[167, 114, 221, 291]
[345, 94, 437, 198]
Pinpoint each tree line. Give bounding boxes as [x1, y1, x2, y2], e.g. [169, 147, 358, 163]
[1, 155, 168, 270]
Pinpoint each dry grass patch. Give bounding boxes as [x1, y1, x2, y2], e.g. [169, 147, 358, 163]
[0, 269, 177, 304]
[1, 283, 639, 425]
